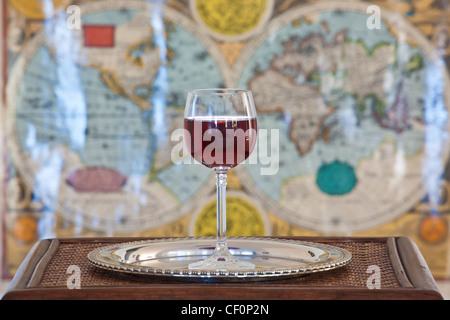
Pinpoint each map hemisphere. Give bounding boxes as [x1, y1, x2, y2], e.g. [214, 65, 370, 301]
[235, 2, 450, 234]
[7, 1, 228, 233]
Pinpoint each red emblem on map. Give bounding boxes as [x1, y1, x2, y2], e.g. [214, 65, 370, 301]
[66, 167, 127, 193]
[83, 25, 115, 47]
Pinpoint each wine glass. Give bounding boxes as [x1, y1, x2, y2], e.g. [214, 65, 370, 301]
[184, 88, 258, 270]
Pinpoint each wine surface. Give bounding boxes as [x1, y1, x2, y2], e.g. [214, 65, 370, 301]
[184, 117, 257, 168]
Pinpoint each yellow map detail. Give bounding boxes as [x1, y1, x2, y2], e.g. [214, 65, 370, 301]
[9, 0, 72, 20]
[195, 0, 268, 36]
[216, 42, 246, 66]
[194, 196, 265, 237]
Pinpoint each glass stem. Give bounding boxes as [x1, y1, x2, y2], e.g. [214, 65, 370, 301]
[187, 167, 254, 270]
[215, 169, 228, 254]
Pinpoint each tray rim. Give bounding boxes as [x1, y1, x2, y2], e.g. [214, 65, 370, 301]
[87, 236, 352, 280]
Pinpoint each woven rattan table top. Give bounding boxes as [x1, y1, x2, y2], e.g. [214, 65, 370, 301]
[37, 239, 400, 288]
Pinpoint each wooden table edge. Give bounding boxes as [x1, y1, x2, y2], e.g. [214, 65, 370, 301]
[394, 237, 443, 299]
[2, 286, 443, 300]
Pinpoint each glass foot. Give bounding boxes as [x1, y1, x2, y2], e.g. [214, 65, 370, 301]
[188, 250, 255, 271]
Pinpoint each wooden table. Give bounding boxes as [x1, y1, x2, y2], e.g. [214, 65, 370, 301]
[2, 236, 443, 300]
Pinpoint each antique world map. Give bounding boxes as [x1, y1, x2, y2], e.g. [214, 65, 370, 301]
[5, 0, 450, 246]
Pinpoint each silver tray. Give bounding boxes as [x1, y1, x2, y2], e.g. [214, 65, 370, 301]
[87, 237, 352, 282]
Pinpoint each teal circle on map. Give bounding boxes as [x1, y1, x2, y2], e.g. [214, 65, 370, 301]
[7, 0, 228, 232]
[316, 160, 357, 196]
[235, 2, 450, 233]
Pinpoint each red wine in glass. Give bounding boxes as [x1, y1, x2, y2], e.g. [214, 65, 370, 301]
[184, 117, 257, 168]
